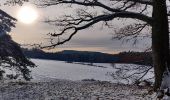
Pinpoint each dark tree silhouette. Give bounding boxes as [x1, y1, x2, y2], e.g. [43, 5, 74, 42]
[0, 1, 35, 80]
[36, 0, 170, 91]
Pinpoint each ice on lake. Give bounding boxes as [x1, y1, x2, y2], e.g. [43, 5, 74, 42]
[31, 59, 154, 83]
[31, 59, 114, 82]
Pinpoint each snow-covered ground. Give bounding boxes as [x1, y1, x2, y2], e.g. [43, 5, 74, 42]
[0, 59, 157, 100]
[0, 79, 156, 100]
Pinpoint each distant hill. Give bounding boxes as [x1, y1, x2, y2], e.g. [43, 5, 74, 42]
[22, 48, 152, 65]
[22, 49, 119, 63]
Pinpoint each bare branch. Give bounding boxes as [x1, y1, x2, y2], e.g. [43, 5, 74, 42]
[115, 0, 153, 5]
[42, 12, 152, 48]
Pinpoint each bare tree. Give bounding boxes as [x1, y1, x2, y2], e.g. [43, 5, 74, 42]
[0, 1, 35, 80]
[35, 0, 170, 91]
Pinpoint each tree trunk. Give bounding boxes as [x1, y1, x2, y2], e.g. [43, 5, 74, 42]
[152, 0, 170, 91]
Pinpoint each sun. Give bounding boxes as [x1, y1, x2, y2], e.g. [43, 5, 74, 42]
[17, 6, 38, 24]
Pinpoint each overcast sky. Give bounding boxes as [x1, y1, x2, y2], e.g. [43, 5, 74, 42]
[1, 1, 151, 54]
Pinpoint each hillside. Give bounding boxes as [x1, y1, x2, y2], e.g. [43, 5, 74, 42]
[23, 49, 119, 63]
[22, 48, 152, 65]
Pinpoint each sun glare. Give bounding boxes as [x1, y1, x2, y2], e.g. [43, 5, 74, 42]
[17, 6, 38, 24]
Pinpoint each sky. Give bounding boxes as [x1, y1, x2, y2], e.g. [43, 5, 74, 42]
[1, 1, 151, 54]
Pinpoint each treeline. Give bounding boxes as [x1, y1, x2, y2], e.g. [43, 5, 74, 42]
[22, 48, 152, 65]
[22, 48, 119, 63]
[115, 51, 152, 66]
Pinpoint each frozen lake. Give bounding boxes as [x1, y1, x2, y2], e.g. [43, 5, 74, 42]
[31, 59, 154, 83]
[31, 59, 115, 82]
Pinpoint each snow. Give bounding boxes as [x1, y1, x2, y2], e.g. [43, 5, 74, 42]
[31, 59, 115, 82]
[30, 59, 154, 84]
[158, 70, 170, 100]
[0, 59, 157, 100]
[0, 79, 156, 100]
[161, 70, 170, 90]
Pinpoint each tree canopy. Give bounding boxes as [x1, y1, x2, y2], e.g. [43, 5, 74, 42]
[0, 0, 35, 80]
